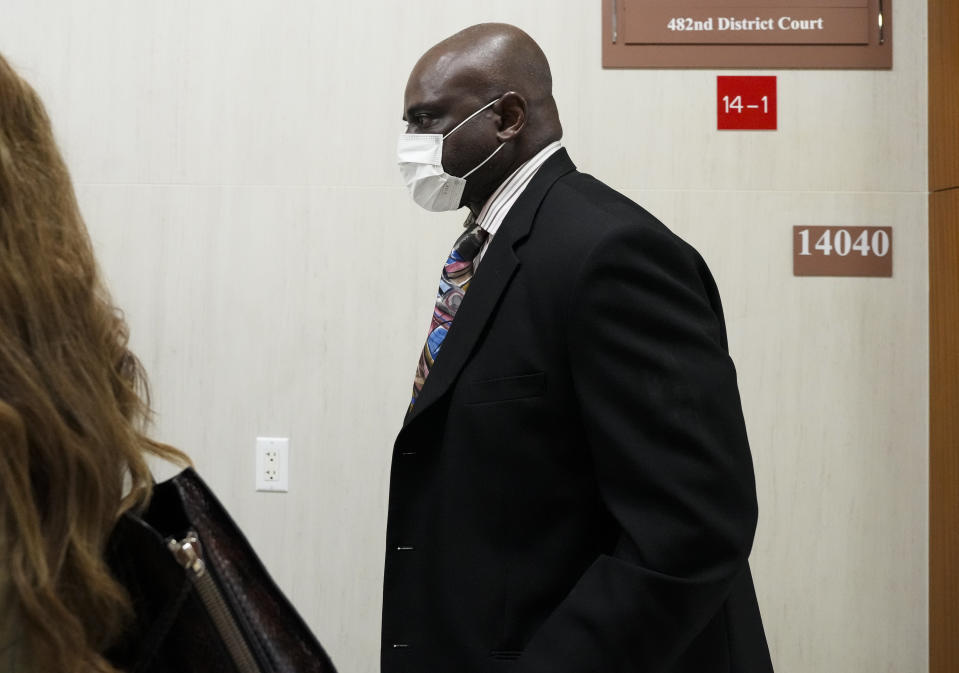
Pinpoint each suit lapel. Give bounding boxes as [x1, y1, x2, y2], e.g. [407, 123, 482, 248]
[401, 148, 576, 431]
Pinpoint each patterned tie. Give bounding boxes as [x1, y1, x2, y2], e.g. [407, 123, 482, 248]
[409, 216, 489, 411]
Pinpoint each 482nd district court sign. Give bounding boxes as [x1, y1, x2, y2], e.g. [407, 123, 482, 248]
[602, 0, 892, 69]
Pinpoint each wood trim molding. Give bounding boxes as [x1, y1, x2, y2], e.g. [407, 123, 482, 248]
[930, 188, 959, 673]
[929, 0, 959, 192]
[929, 0, 959, 669]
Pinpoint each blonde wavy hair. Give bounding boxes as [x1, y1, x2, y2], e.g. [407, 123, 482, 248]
[0, 54, 188, 672]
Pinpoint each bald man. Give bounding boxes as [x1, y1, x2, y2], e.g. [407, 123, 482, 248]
[385, 24, 773, 673]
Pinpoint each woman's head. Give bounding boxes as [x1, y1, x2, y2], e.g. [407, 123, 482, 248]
[0, 53, 186, 672]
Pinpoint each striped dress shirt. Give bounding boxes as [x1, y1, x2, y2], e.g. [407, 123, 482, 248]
[473, 140, 563, 267]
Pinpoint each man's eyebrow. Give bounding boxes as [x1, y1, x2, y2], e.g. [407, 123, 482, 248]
[407, 90, 457, 117]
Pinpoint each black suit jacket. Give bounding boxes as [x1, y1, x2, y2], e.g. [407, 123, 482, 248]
[382, 149, 773, 673]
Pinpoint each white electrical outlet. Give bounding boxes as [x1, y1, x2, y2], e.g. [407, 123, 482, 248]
[255, 436, 289, 492]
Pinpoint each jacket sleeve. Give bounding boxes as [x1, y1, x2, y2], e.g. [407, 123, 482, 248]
[520, 218, 759, 673]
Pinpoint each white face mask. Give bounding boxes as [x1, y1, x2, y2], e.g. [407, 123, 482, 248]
[397, 98, 506, 212]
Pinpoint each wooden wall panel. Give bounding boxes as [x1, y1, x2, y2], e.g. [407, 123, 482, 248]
[929, 0, 959, 192]
[929, 0, 959, 668]
[930, 188, 959, 673]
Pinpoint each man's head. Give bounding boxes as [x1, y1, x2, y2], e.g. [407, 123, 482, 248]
[402, 23, 562, 214]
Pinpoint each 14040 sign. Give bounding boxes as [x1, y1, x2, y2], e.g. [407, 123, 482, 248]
[793, 226, 893, 277]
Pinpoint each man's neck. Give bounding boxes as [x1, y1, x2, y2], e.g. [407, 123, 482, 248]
[465, 138, 560, 216]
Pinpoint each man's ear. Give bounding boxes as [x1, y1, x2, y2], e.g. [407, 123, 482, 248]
[494, 92, 527, 141]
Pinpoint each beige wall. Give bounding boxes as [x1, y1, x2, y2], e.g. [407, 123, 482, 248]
[0, 1, 927, 671]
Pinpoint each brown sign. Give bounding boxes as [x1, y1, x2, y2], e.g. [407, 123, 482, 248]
[625, 7, 869, 45]
[793, 226, 893, 277]
[603, 0, 892, 69]
[636, 0, 866, 5]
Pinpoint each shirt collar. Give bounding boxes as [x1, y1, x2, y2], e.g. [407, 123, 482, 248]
[474, 140, 563, 239]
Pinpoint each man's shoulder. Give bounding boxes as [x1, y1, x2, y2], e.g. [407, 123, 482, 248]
[539, 170, 684, 251]
[525, 168, 712, 291]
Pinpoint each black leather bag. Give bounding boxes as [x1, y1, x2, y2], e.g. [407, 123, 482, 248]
[105, 468, 337, 673]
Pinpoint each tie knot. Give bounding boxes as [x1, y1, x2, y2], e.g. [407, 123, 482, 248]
[453, 221, 489, 261]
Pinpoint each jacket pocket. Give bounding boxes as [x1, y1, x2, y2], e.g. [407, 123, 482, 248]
[465, 372, 547, 406]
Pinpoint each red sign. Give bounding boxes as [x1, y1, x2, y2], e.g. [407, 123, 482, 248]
[717, 76, 777, 130]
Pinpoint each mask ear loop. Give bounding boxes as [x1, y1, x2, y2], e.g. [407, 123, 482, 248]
[461, 142, 505, 179]
[442, 97, 501, 139]
[444, 96, 506, 179]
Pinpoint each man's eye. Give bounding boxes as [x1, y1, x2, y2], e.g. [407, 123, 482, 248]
[414, 114, 434, 128]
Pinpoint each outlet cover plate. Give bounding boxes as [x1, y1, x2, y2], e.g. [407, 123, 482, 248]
[255, 436, 289, 492]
